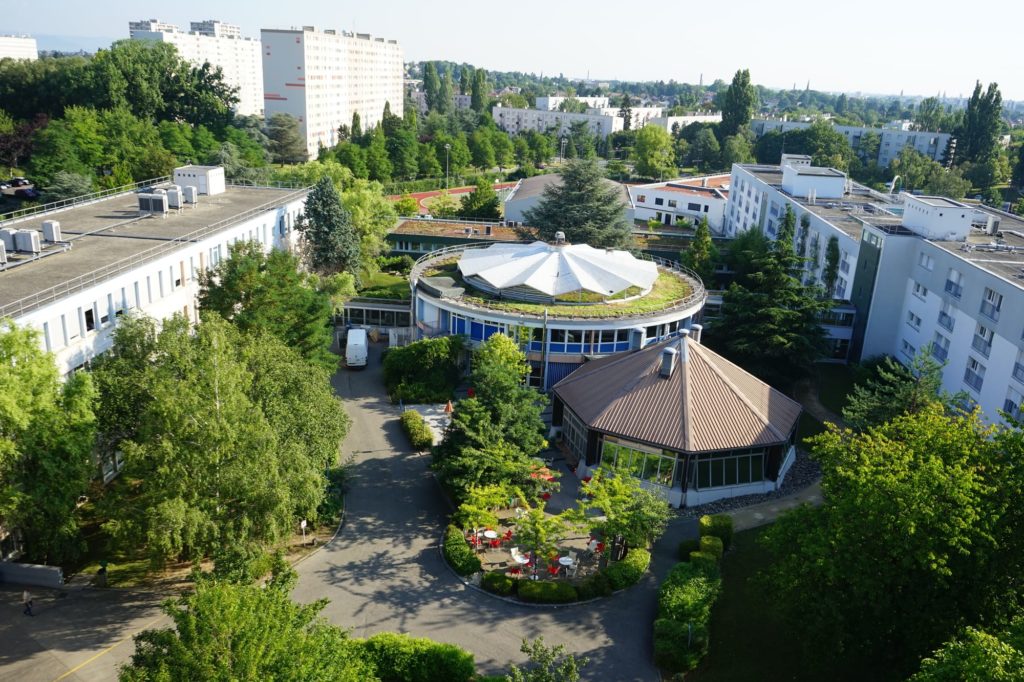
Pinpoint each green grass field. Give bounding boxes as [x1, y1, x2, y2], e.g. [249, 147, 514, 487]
[358, 271, 411, 300]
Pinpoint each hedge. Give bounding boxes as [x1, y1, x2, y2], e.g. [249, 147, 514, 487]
[653, 561, 722, 673]
[699, 535, 724, 561]
[689, 551, 719, 574]
[360, 632, 476, 682]
[604, 548, 651, 591]
[481, 571, 516, 596]
[383, 337, 462, 404]
[443, 525, 481, 576]
[576, 571, 613, 600]
[517, 579, 578, 604]
[699, 513, 734, 550]
[400, 410, 434, 450]
[678, 538, 700, 561]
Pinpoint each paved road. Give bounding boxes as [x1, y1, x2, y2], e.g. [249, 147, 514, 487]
[293, 341, 696, 680]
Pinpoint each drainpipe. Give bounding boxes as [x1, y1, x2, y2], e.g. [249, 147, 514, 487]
[542, 308, 550, 390]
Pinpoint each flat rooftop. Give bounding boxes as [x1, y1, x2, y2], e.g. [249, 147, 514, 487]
[912, 195, 967, 208]
[392, 219, 531, 241]
[932, 211, 1024, 286]
[0, 186, 305, 316]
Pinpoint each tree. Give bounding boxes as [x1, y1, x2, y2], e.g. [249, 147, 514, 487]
[385, 125, 418, 180]
[688, 128, 721, 171]
[365, 127, 392, 183]
[423, 62, 441, 113]
[956, 82, 1002, 165]
[459, 66, 472, 96]
[120, 562, 375, 681]
[0, 320, 97, 565]
[632, 125, 676, 180]
[1013, 144, 1024, 189]
[469, 129, 496, 169]
[617, 94, 633, 131]
[576, 467, 671, 549]
[341, 178, 398, 268]
[44, 170, 94, 200]
[198, 241, 345, 369]
[506, 638, 589, 682]
[394, 194, 419, 216]
[417, 142, 442, 177]
[471, 69, 487, 113]
[761, 405, 1019, 677]
[491, 131, 514, 170]
[720, 69, 756, 137]
[428, 191, 460, 218]
[265, 113, 307, 164]
[351, 111, 362, 141]
[720, 134, 754, 168]
[513, 503, 569, 565]
[842, 349, 946, 432]
[438, 65, 454, 114]
[708, 205, 830, 388]
[910, 621, 1024, 682]
[470, 334, 547, 458]
[523, 158, 632, 249]
[890, 147, 971, 198]
[822, 235, 840, 296]
[458, 177, 502, 220]
[297, 176, 361, 275]
[335, 142, 369, 179]
[680, 216, 719, 285]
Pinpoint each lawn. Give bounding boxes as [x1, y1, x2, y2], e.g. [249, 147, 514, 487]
[688, 528, 825, 682]
[358, 271, 411, 300]
[796, 413, 828, 446]
[814, 363, 857, 416]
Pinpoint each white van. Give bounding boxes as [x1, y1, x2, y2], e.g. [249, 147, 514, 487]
[345, 328, 368, 368]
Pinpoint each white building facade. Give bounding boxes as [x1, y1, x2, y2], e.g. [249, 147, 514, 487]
[129, 19, 264, 117]
[491, 104, 665, 139]
[262, 27, 403, 158]
[0, 35, 38, 61]
[534, 96, 610, 110]
[629, 175, 730, 232]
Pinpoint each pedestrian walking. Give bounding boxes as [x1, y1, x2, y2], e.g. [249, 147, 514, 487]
[22, 589, 33, 616]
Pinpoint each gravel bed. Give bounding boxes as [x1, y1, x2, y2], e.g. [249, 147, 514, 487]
[675, 448, 822, 519]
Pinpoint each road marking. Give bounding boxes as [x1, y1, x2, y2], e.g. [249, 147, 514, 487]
[52, 613, 165, 682]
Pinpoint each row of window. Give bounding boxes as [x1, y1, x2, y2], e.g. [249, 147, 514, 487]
[446, 313, 688, 352]
[601, 438, 677, 487]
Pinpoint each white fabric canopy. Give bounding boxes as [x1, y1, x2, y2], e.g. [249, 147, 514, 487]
[457, 242, 657, 297]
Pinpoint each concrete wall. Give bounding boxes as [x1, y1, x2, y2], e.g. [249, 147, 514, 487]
[0, 562, 63, 588]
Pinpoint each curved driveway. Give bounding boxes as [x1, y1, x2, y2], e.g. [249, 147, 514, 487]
[293, 342, 696, 680]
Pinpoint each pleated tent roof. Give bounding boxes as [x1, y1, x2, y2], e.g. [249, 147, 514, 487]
[458, 241, 658, 297]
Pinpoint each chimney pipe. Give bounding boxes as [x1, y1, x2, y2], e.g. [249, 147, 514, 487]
[690, 324, 703, 343]
[679, 329, 690, 364]
[659, 347, 678, 378]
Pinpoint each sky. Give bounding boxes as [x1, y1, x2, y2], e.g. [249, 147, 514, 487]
[6, 0, 1023, 100]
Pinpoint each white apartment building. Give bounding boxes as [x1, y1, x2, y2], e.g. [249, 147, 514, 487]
[262, 26, 403, 158]
[0, 167, 307, 380]
[129, 19, 264, 117]
[492, 104, 664, 139]
[411, 89, 471, 114]
[629, 174, 730, 233]
[0, 35, 38, 61]
[646, 113, 722, 131]
[750, 119, 952, 167]
[534, 96, 610, 110]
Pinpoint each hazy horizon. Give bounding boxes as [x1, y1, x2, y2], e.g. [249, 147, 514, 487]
[8, 0, 1023, 101]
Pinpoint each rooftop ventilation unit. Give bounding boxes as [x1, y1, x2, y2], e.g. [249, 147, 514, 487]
[659, 346, 678, 378]
[554, 231, 566, 244]
[138, 193, 169, 217]
[183, 186, 199, 205]
[0, 228, 16, 251]
[0, 242, 6, 265]
[167, 188, 183, 209]
[41, 220, 61, 242]
[14, 229, 41, 253]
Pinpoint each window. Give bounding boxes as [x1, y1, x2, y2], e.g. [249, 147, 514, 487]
[912, 281, 928, 300]
[964, 357, 986, 392]
[1004, 387, 1024, 421]
[601, 438, 677, 487]
[944, 268, 963, 298]
[667, 199, 677, 208]
[906, 311, 922, 330]
[563, 408, 587, 462]
[654, 197, 664, 206]
[901, 339, 916, 358]
[981, 287, 1002, 322]
[932, 333, 950, 362]
[84, 308, 95, 332]
[972, 323, 994, 357]
[695, 449, 766, 489]
[938, 302, 955, 332]
[687, 202, 701, 212]
[917, 252, 935, 271]
[636, 194, 646, 203]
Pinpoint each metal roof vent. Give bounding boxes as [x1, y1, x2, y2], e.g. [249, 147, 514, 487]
[660, 347, 678, 378]
[554, 231, 566, 245]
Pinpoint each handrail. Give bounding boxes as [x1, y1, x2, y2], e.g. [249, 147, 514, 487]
[0, 188, 309, 320]
[409, 243, 706, 321]
[0, 176, 172, 227]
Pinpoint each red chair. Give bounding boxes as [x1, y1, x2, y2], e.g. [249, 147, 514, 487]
[541, 492, 551, 501]
[596, 542, 605, 554]
[468, 535, 479, 548]
[509, 567, 522, 578]
[502, 530, 513, 544]
[547, 564, 560, 577]
[489, 538, 501, 549]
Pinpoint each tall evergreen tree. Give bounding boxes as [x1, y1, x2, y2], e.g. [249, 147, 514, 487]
[708, 204, 830, 388]
[351, 111, 362, 141]
[459, 66, 472, 96]
[956, 82, 1002, 165]
[471, 69, 487, 113]
[523, 158, 633, 249]
[423, 62, 441, 113]
[680, 216, 719, 285]
[458, 177, 501, 220]
[617, 94, 633, 131]
[264, 113, 307, 164]
[720, 69, 756, 138]
[842, 348, 947, 432]
[438, 64, 454, 114]
[364, 127, 392, 182]
[297, 176, 361, 275]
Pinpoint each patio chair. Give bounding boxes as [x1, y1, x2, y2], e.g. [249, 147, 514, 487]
[547, 563, 560, 577]
[568, 551, 579, 577]
[509, 566, 522, 579]
[489, 538, 501, 549]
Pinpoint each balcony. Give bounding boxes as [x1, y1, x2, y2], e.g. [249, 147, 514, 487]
[971, 336, 992, 357]
[931, 345, 948, 362]
[980, 300, 1001, 322]
[1004, 399, 1022, 421]
[944, 280, 963, 298]
[964, 369, 985, 392]
[1014, 362, 1024, 384]
[937, 312, 954, 331]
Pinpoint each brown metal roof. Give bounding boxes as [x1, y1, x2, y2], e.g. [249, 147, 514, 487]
[553, 337, 802, 454]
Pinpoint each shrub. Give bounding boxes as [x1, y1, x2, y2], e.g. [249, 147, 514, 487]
[517, 580, 578, 604]
[677, 538, 700, 561]
[378, 254, 415, 275]
[654, 561, 722, 674]
[689, 551, 718, 573]
[384, 337, 462, 404]
[400, 410, 434, 450]
[604, 548, 651, 590]
[653, 617, 708, 672]
[481, 571, 516, 596]
[699, 535, 724, 561]
[443, 525, 481, 576]
[699, 513, 734, 550]
[360, 632, 476, 682]
[576, 571, 613, 600]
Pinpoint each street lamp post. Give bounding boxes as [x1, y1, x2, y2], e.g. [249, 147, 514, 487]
[444, 143, 451, 190]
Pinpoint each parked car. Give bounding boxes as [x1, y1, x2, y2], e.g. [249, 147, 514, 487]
[0, 182, 9, 190]
[14, 188, 40, 199]
[10, 178, 31, 187]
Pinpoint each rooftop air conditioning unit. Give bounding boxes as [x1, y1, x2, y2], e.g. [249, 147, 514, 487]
[183, 186, 199, 205]
[14, 229, 41, 253]
[42, 220, 61, 242]
[0, 228, 16, 251]
[138, 193, 169, 217]
[0, 242, 6, 265]
[167, 188, 183, 209]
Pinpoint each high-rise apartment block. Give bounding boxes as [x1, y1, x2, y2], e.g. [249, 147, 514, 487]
[129, 19, 264, 117]
[261, 26, 403, 158]
[0, 35, 38, 61]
